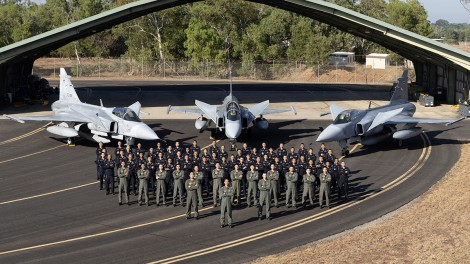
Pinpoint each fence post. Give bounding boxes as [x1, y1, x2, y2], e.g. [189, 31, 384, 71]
[335, 63, 338, 83]
[98, 56, 101, 78]
[163, 58, 166, 79]
[141, 57, 144, 79]
[272, 59, 275, 80]
[317, 63, 320, 83]
[53, 58, 56, 79]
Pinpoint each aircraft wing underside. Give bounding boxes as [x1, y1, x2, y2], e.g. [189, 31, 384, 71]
[385, 115, 461, 125]
[3, 112, 91, 123]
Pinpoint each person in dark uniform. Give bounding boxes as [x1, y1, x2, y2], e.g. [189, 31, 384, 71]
[330, 158, 340, 196]
[127, 153, 138, 196]
[241, 143, 251, 156]
[287, 147, 299, 162]
[114, 141, 124, 156]
[104, 154, 116, 195]
[298, 143, 307, 159]
[165, 158, 175, 197]
[318, 143, 328, 158]
[190, 140, 201, 156]
[306, 148, 316, 163]
[338, 161, 350, 201]
[96, 152, 106, 189]
[200, 157, 212, 198]
[325, 149, 336, 163]
[146, 156, 156, 195]
[219, 145, 229, 160]
[276, 143, 287, 159]
[259, 142, 269, 157]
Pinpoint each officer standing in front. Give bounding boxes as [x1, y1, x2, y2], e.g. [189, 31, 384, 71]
[319, 167, 332, 208]
[258, 173, 272, 220]
[137, 163, 150, 206]
[246, 165, 259, 207]
[285, 166, 298, 208]
[185, 172, 199, 219]
[96, 152, 106, 190]
[155, 164, 167, 206]
[302, 168, 316, 207]
[267, 164, 279, 208]
[172, 164, 184, 206]
[219, 178, 234, 228]
[212, 162, 224, 207]
[117, 161, 129, 206]
[104, 154, 116, 195]
[193, 165, 204, 207]
[338, 161, 350, 201]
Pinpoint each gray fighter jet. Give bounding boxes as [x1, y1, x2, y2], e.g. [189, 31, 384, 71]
[316, 70, 462, 156]
[4, 68, 159, 145]
[167, 73, 296, 144]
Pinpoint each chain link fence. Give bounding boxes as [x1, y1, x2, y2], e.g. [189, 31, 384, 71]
[33, 57, 410, 84]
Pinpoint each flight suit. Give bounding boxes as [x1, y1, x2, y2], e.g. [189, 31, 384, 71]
[137, 169, 149, 205]
[246, 170, 258, 206]
[302, 173, 316, 206]
[127, 159, 137, 195]
[285, 172, 298, 207]
[230, 170, 243, 204]
[338, 166, 350, 200]
[155, 170, 167, 206]
[96, 156, 105, 189]
[319, 172, 332, 208]
[258, 179, 271, 219]
[185, 179, 199, 218]
[212, 169, 224, 205]
[200, 162, 211, 197]
[104, 159, 116, 195]
[194, 171, 204, 207]
[117, 167, 129, 204]
[219, 185, 234, 226]
[266, 170, 279, 207]
[173, 170, 184, 205]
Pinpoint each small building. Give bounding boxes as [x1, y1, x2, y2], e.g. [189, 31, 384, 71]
[329, 52, 355, 66]
[366, 53, 390, 69]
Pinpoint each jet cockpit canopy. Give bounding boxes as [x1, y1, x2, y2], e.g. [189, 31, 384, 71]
[112, 108, 141, 122]
[226, 102, 240, 121]
[333, 110, 363, 124]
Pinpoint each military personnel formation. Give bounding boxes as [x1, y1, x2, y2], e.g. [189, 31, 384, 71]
[94, 139, 351, 227]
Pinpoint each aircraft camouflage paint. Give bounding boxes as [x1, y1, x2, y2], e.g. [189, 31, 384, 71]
[167, 71, 296, 143]
[316, 70, 463, 156]
[4, 68, 159, 145]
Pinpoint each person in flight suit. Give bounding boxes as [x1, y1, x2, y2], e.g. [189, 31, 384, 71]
[319, 167, 332, 208]
[137, 163, 150, 206]
[200, 157, 212, 198]
[185, 172, 199, 219]
[219, 178, 234, 228]
[155, 164, 167, 206]
[285, 166, 298, 208]
[318, 143, 328, 158]
[127, 153, 138, 196]
[267, 164, 279, 208]
[230, 164, 243, 205]
[114, 141, 124, 156]
[338, 161, 350, 201]
[164, 158, 175, 197]
[302, 168, 316, 207]
[190, 140, 201, 156]
[258, 173, 272, 220]
[172, 164, 184, 206]
[96, 152, 106, 190]
[193, 165, 204, 207]
[212, 163, 224, 207]
[104, 154, 116, 195]
[246, 165, 259, 207]
[117, 161, 129, 206]
[146, 157, 156, 195]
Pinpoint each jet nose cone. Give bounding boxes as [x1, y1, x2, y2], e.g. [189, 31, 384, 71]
[131, 123, 159, 140]
[317, 125, 343, 142]
[225, 121, 241, 140]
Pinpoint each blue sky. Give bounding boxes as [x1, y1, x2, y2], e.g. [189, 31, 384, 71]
[419, 0, 469, 23]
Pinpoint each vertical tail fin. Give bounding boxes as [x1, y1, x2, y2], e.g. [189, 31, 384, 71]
[390, 70, 409, 103]
[59, 68, 81, 103]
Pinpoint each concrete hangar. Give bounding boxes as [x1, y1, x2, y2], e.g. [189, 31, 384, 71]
[0, 0, 469, 104]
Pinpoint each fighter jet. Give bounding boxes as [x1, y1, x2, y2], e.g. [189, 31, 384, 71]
[3, 68, 159, 145]
[167, 71, 296, 145]
[316, 70, 463, 156]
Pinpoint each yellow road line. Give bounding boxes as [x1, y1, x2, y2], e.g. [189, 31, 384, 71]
[0, 207, 213, 255]
[0, 145, 65, 164]
[0, 123, 51, 145]
[150, 134, 431, 263]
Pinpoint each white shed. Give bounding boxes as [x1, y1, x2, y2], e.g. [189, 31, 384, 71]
[329, 52, 355, 66]
[366, 53, 390, 69]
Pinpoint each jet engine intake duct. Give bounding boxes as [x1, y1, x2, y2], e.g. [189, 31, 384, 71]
[356, 123, 364, 135]
[255, 117, 269, 130]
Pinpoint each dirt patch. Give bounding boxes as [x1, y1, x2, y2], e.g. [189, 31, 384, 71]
[252, 143, 470, 263]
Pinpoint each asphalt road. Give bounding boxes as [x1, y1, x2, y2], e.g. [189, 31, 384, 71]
[0, 83, 466, 264]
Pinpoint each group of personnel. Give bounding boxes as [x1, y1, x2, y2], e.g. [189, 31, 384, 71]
[94, 140, 351, 227]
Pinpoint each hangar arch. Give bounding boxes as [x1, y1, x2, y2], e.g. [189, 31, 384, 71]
[0, 0, 469, 103]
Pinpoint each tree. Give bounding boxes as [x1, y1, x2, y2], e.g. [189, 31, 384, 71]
[386, 0, 433, 37]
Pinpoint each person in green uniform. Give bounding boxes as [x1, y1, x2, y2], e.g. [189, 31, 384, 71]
[258, 173, 272, 220]
[230, 164, 243, 205]
[302, 168, 316, 207]
[172, 164, 184, 206]
[246, 165, 259, 207]
[185, 172, 199, 219]
[155, 164, 167, 206]
[219, 178, 234, 228]
[285, 166, 298, 208]
[212, 162, 224, 207]
[137, 163, 149, 206]
[319, 167, 332, 208]
[117, 161, 129, 206]
[193, 165, 204, 207]
[267, 164, 279, 208]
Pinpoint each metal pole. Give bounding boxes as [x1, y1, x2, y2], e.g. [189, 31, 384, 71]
[272, 59, 275, 80]
[141, 57, 144, 79]
[53, 58, 56, 78]
[163, 58, 166, 79]
[98, 56, 101, 78]
[336, 63, 338, 83]
[317, 63, 320, 83]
